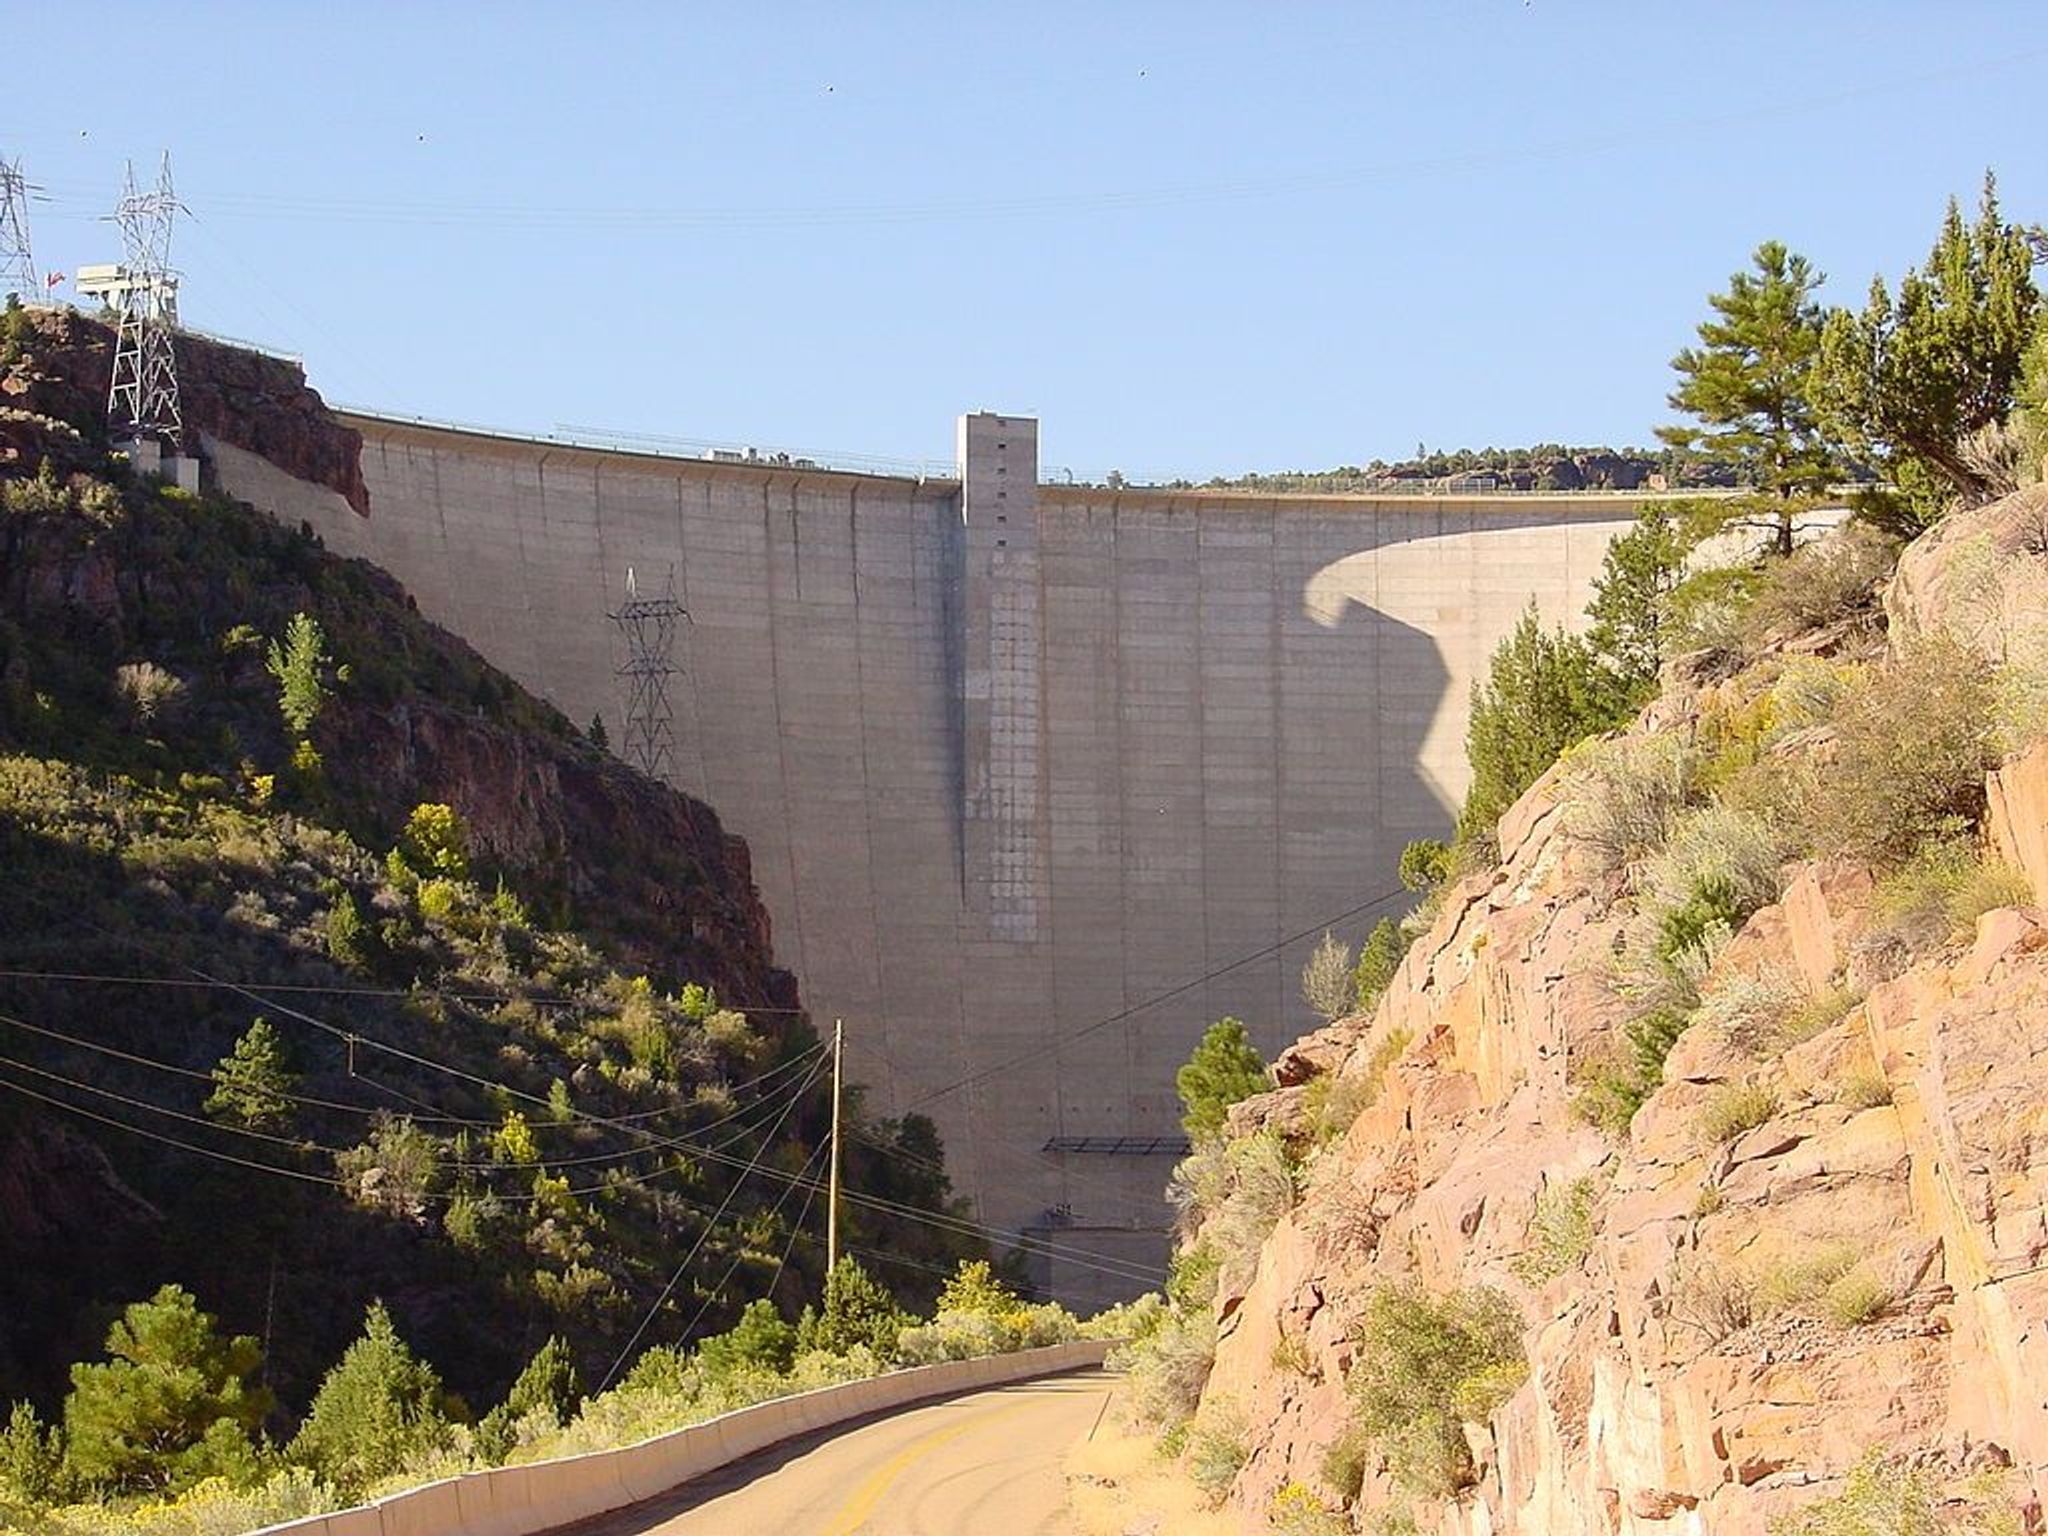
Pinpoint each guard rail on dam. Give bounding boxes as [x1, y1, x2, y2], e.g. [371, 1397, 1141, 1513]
[209, 402, 1678, 1308]
[250, 1341, 1112, 1536]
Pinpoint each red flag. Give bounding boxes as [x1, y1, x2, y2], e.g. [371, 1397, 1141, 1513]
[45, 272, 64, 289]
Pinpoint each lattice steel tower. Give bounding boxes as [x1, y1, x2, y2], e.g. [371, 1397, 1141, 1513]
[0, 157, 38, 302]
[609, 566, 688, 779]
[107, 154, 185, 448]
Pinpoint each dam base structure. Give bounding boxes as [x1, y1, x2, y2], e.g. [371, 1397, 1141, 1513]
[213, 405, 1656, 1307]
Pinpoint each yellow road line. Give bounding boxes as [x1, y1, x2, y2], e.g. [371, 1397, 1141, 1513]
[819, 1397, 1036, 1536]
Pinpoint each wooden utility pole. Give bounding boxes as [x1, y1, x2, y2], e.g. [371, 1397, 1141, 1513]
[826, 1017, 844, 1273]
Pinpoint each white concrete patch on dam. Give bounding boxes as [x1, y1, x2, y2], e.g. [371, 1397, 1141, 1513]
[210, 418, 1648, 1308]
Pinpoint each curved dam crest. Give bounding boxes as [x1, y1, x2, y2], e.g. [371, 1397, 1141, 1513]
[211, 412, 1655, 1305]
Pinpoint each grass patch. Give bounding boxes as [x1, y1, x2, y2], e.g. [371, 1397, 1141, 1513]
[1346, 1283, 1526, 1498]
[1511, 1176, 1600, 1285]
[1697, 1082, 1779, 1146]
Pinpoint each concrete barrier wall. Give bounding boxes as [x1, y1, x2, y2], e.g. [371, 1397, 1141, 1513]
[249, 1341, 1110, 1536]
[212, 417, 1650, 1303]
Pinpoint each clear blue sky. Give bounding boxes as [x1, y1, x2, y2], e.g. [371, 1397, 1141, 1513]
[5, 3, 2042, 481]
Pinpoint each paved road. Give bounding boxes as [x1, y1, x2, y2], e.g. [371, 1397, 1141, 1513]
[558, 1367, 1115, 1536]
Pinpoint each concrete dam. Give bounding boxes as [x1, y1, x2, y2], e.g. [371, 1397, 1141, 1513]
[212, 411, 1657, 1306]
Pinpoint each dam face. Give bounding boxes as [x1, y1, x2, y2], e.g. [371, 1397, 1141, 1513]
[213, 414, 1647, 1307]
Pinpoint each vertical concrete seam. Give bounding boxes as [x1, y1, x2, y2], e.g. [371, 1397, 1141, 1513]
[846, 480, 893, 1092]
[762, 475, 810, 988]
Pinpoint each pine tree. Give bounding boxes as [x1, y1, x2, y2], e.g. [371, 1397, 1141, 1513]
[1457, 607, 1622, 854]
[288, 1302, 453, 1494]
[0, 1401, 66, 1503]
[795, 1258, 906, 1359]
[1583, 505, 1689, 700]
[1174, 1017, 1267, 1143]
[473, 1335, 581, 1464]
[1658, 241, 1841, 555]
[695, 1300, 798, 1379]
[62, 1285, 270, 1494]
[1815, 173, 2040, 528]
[203, 1018, 298, 1132]
[587, 713, 609, 749]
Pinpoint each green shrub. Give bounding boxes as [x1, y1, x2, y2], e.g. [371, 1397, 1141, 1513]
[1398, 837, 1451, 892]
[63, 1286, 270, 1495]
[1756, 1245, 1859, 1318]
[1698, 1082, 1779, 1145]
[1166, 1244, 1221, 1312]
[1776, 983, 1861, 1048]
[1562, 732, 1695, 869]
[1270, 1480, 1350, 1536]
[1698, 966, 1809, 1055]
[395, 802, 470, 880]
[1663, 564, 1762, 656]
[1353, 917, 1409, 1011]
[474, 1336, 581, 1464]
[1803, 641, 1997, 867]
[1346, 1283, 1526, 1497]
[1512, 1176, 1600, 1284]
[1457, 607, 1629, 853]
[696, 1301, 798, 1380]
[1175, 1018, 1267, 1143]
[0, 1401, 68, 1503]
[1574, 1002, 1693, 1137]
[1124, 1306, 1215, 1432]
[1870, 842, 2033, 957]
[1184, 1406, 1249, 1501]
[795, 1258, 906, 1360]
[1270, 1335, 1314, 1376]
[1821, 1269, 1894, 1328]
[1841, 1066, 1894, 1110]
[288, 1303, 455, 1496]
[264, 611, 331, 738]
[1740, 525, 1897, 644]
[1769, 1452, 2021, 1536]
[1640, 804, 1785, 939]
[1210, 1133, 1298, 1295]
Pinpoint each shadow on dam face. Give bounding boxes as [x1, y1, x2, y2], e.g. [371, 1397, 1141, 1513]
[209, 415, 1649, 1309]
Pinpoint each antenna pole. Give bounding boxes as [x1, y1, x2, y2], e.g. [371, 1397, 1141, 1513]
[827, 1017, 844, 1273]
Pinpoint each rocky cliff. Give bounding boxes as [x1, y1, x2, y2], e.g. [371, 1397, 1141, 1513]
[2, 306, 369, 513]
[1187, 493, 2048, 1534]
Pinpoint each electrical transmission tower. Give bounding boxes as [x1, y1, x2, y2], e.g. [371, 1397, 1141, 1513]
[608, 566, 688, 780]
[106, 154, 185, 449]
[0, 157, 38, 302]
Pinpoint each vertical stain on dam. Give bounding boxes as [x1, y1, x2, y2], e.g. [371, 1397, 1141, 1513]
[211, 413, 1648, 1306]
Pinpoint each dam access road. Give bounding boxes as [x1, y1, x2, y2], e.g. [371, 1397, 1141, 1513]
[553, 1368, 1114, 1535]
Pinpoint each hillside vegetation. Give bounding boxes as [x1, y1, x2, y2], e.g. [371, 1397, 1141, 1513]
[0, 306, 987, 1526]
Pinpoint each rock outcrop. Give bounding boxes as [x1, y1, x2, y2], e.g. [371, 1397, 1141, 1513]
[1, 307, 370, 513]
[1189, 495, 2048, 1534]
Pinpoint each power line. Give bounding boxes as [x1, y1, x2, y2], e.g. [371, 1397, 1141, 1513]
[0, 1004, 827, 1147]
[0, 967, 812, 1017]
[907, 883, 1413, 1110]
[596, 1054, 818, 1392]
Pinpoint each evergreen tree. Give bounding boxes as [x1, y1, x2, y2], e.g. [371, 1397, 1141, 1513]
[695, 1300, 798, 1379]
[472, 1335, 580, 1464]
[1456, 606, 1622, 854]
[1815, 173, 2040, 528]
[264, 611, 331, 739]
[1352, 918, 1408, 1013]
[0, 1402, 66, 1503]
[1174, 1017, 1267, 1143]
[62, 1285, 270, 1494]
[587, 713, 609, 749]
[288, 1302, 453, 1494]
[204, 1017, 298, 1132]
[1658, 241, 1841, 555]
[1583, 505, 1690, 700]
[796, 1258, 907, 1359]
